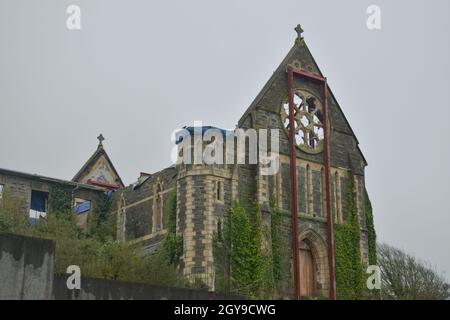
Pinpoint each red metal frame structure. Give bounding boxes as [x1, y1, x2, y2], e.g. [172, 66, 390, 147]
[287, 66, 336, 300]
[87, 179, 121, 190]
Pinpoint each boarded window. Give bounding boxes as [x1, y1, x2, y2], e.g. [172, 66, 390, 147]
[74, 198, 91, 214]
[29, 190, 48, 225]
[0, 184, 4, 200]
[215, 180, 224, 202]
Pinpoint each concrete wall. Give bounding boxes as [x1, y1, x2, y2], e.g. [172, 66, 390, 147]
[0, 233, 55, 300]
[0, 233, 241, 300]
[53, 275, 240, 300]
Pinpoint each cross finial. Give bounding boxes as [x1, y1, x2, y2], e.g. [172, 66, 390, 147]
[295, 24, 304, 40]
[97, 134, 105, 148]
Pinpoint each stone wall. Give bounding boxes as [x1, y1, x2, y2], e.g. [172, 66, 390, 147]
[116, 166, 177, 247]
[177, 165, 234, 287]
[0, 169, 105, 230]
[232, 38, 370, 296]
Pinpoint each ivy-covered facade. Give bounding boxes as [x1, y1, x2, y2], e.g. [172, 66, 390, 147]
[114, 27, 376, 299]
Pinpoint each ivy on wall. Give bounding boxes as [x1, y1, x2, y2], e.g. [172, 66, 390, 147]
[48, 184, 72, 218]
[162, 185, 183, 265]
[334, 174, 364, 299]
[364, 189, 377, 266]
[214, 201, 268, 298]
[213, 217, 231, 292]
[212, 198, 289, 299]
[269, 198, 284, 286]
[90, 192, 115, 241]
[211, 174, 376, 299]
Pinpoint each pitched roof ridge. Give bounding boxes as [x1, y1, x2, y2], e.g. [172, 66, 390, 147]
[72, 144, 124, 187]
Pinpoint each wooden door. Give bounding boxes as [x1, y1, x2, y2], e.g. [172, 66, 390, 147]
[300, 241, 315, 297]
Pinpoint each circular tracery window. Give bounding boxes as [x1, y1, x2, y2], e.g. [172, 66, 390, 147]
[281, 90, 324, 154]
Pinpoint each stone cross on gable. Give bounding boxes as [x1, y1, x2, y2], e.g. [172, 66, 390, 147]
[295, 24, 304, 39]
[97, 134, 105, 147]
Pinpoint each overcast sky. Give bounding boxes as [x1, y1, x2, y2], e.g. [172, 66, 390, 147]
[0, 0, 449, 281]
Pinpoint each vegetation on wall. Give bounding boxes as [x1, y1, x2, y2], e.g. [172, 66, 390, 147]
[49, 185, 72, 218]
[0, 188, 187, 288]
[90, 192, 116, 242]
[213, 199, 286, 299]
[231, 202, 265, 297]
[162, 186, 183, 265]
[269, 198, 286, 289]
[364, 189, 377, 266]
[0, 190, 29, 234]
[213, 218, 231, 292]
[214, 202, 261, 297]
[334, 174, 364, 299]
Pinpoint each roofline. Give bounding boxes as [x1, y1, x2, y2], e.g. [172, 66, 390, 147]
[238, 41, 299, 127]
[237, 38, 367, 166]
[304, 43, 368, 166]
[0, 167, 106, 191]
[72, 146, 125, 187]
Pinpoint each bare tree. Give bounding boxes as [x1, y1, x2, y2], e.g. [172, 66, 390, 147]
[377, 243, 449, 300]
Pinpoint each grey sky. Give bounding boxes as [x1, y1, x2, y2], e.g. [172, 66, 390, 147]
[1, 0, 449, 281]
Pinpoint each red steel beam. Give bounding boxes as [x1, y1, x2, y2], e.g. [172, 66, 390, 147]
[87, 179, 120, 190]
[322, 78, 337, 300]
[287, 66, 301, 300]
[287, 67, 336, 300]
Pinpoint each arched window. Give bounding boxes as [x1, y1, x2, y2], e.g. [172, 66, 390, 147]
[335, 172, 341, 223]
[155, 183, 163, 232]
[321, 168, 325, 217]
[306, 164, 311, 215]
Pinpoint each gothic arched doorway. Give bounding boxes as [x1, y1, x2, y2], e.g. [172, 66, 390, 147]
[298, 229, 330, 298]
[300, 240, 315, 297]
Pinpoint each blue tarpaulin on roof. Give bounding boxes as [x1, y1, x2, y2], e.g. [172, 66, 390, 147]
[175, 126, 233, 144]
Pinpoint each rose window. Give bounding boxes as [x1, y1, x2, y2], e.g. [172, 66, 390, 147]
[281, 90, 324, 154]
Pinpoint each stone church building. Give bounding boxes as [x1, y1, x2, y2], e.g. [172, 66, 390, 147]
[0, 27, 370, 298]
[114, 27, 370, 297]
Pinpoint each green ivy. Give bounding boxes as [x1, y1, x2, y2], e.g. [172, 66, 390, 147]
[213, 201, 267, 298]
[162, 185, 183, 265]
[213, 217, 231, 292]
[90, 192, 115, 241]
[49, 184, 72, 218]
[364, 189, 377, 265]
[334, 174, 364, 299]
[269, 198, 283, 285]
